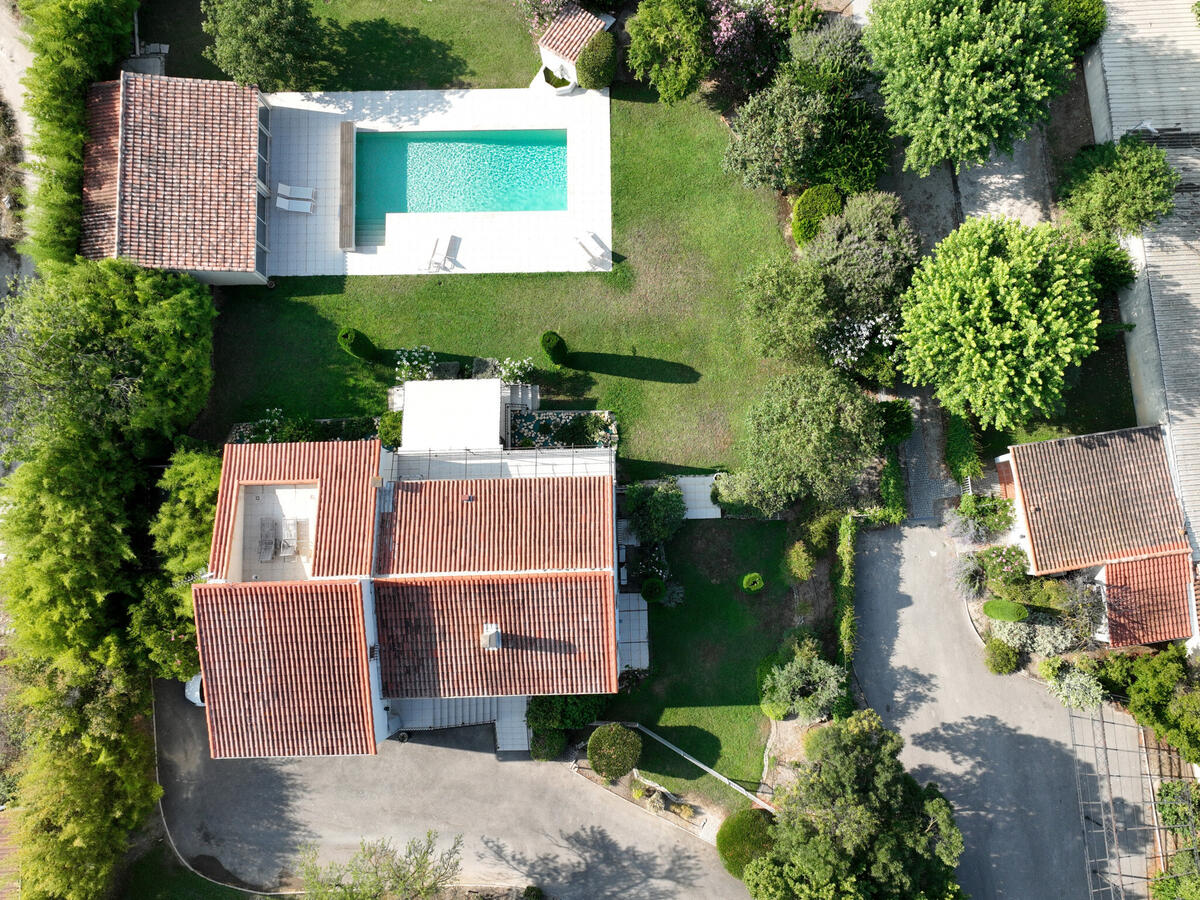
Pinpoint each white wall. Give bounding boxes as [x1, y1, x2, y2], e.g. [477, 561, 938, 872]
[1117, 235, 1169, 428]
[1082, 43, 1113, 144]
[539, 46, 577, 84]
[186, 268, 268, 286]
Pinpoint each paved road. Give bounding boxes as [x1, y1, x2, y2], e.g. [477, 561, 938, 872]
[154, 681, 747, 899]
[854, 525, 1090, 899]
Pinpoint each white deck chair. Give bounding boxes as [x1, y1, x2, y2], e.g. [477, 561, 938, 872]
[427, 238, 446, 273]
[277, 183, 315, 201]
[276, 196, 314, 214]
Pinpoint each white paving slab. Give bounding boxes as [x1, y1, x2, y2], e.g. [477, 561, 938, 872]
[264, 87, 612, 276]
[677, 474, 721, 519]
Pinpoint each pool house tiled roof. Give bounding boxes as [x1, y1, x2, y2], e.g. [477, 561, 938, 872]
[538, 3, 607, 63]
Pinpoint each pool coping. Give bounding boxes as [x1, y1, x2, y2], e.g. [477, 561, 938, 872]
[264, 87, 612, 276]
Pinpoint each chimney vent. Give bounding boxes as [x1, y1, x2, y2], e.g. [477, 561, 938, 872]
[481, 623, 501, 651]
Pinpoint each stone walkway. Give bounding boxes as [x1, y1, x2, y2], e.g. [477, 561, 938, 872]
[897, 388, 961, 522]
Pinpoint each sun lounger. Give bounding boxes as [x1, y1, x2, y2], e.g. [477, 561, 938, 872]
[277, 183, 315, 201]
[276, 196, 314, 213]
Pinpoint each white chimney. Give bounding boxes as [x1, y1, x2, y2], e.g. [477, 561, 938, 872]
[481, 623, 501, 651]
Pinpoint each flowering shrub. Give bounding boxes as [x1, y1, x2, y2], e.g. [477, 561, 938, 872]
[709, 0, 791, 95]
[514, 0, 565, 33]
[976, 545, 1029, 587]
[498, 356, 534, 382]
[395, 345, 436, 382]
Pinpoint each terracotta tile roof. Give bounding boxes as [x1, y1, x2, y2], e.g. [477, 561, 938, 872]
[1009, 426, 1190, 574]
[1106, 553, 1195, 647]
[80, 82, 120, 260]
[80, 72, 261, 272]
[193, 581, 377, 758]
[376, 476, 614, 575]
[209, 441, 381, 580]
[374, 573, 618, 698]
[538, 3, 607, 63]
[996, 459, 1016, 501]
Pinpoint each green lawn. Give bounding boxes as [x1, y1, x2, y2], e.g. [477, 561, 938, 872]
[193, 87, 787, 476]
[120, 847, 264, 900]
[607, 520, 792, 811]
[138, 0, 537, 88]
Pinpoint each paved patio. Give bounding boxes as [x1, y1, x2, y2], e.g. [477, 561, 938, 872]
[265, 87, 612, 276]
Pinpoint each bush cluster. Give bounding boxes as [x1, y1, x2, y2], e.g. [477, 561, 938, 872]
[871, 449, 906, 526]
[1041, 659, 1104, 709]
[832, 515, 859, 667]
[944, 413, 983, 481]
[1097, 645, 1200, 763]
[576, 29, 617, 90]
[984, 637, 1020, 675]
[527, 694, 607, 761]
[626, 478, 687, 544]
[948, 493, 1015, 542]
[1052, 0, 1107, 55]
[716, 807, 776, 878]
[1060, 134, 1179, 236]
[378, 410, 404, 447]
[587, 723, 642, 780]
[239, 410, 378, 444]
[791, 184, 842, 246]
[760, 636, 848, 723]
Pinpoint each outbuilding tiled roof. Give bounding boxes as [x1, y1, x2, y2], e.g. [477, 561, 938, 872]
[538, 3, 607, 63]
[80, 72, 261, 272]
[375, 475, 614, 575]
[193, 581, 377, 758]
[374, 573, 618, 698]
[1009, 426, 1190, 574]
[1106, 553, 1195, 647]
[209, 440, 381, 580]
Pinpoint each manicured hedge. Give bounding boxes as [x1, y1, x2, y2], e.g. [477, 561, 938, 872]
[587, 723, 641, 781]
[716, 807, 775, 879]
[541, 330, 569, 365]
[832, 514, 859, 667]
[982, 598, 1030, 622]
[525, 694, 607, 731]
[791, 184, 842, 246]
[576, 29, 617, 90]
[378, 410, 404, 447]
[530, 728, 567, 760]
[20, 0, 140, 267]
[337, 326, 377, 361]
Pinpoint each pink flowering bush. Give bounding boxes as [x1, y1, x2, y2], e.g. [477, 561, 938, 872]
[515, 0, 567, 33]
[709, 0, 790, 94]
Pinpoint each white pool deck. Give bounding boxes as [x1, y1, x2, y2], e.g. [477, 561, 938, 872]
[264, 86, 612, 276]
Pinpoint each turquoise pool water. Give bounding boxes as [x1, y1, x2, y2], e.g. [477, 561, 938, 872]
[354, 129, 568, 243]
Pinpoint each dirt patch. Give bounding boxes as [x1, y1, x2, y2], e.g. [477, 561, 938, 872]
[689, 524, 736, 584]
[794, 556, 833, 627]
[1045, 62, 1096, 209]
[763, 717, 822, 797]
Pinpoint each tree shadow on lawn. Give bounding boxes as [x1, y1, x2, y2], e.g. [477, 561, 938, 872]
[568, 352, 700, 384]
[318, 19, 470, 91]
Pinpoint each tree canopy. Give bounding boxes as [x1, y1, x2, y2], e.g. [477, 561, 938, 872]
[202, 0, 326, 91]
[864, 0, 1073, 174]
[300, 834, 463, 900]
[626, 477, 687, 544]
[744, 709, 965, 900]
[627, 0, 712, 104]
[1060, 134, 1179, 236]
[736, 368, 882, 515]
[899, 217, 1101, 430]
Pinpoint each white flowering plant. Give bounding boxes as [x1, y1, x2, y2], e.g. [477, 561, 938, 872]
[498, 356, 534, 383]
[395, 345, 436, 383]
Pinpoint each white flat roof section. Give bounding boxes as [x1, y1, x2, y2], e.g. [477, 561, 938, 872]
[400, 379, 504, 451]
[264, 87, 612, 276]
[382, 447, 616, 482]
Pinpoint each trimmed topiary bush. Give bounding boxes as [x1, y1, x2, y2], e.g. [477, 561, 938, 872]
[985, 637, 1020, 674]
[576, 29, 617, 90]
[529, 728, 567, 760]
[743, 572, 765, 593]
[377, 410, 403, 447]
[983, 598, 1030, 622]
[641, 577, 667, 603]
[587, 723, 641, 781]
[540, 330, 569, 365]
[791, 184, 843, 246]
[716, 807, 775, 879]
[338, 327, 377, 361]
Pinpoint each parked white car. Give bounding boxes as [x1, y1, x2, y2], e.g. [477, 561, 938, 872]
[184, 673, 205, 707]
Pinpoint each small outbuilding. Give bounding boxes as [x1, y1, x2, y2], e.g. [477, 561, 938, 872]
[538, 3, 612, 86]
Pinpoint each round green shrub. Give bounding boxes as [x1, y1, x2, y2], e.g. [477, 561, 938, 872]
[982, 598, 1030, 622]
[984, 637, 1020, 675]
[529, 728, 567, 761]
[641, 576, 667, 603]
[742, 572, 765, 593]
[377, 410, 403, 447]
[576, 29, 616, 90]
[587, 723, 641, 781]
[540, 330, 569, 366]
[1052, 0, 1107, 55]
[791, 184, 842, 246]
[337, 326, 377, 361]
[716, 807, 776, 879]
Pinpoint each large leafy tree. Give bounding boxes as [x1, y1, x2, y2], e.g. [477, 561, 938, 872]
[736, 368, 882, 515]
[1060, 134, 1179, 236]
[899, 217, 1101, 430]
[0, 258, 215, 456]
[202, 0, 326, 91]
[300, 834, 463, 899]
[864, 0, 1073, 174]
[744, 710, 965, 900]
[627, 0, 712, 104]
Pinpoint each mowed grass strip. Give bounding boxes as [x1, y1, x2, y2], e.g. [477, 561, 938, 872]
[607, 520, 791, 810]
[195, 85, 787, 474]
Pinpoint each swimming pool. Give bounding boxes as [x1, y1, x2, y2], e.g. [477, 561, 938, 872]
[354, 129, 568, 244]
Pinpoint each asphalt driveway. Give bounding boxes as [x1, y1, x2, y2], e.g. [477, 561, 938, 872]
[853, 525, 1090, 899]
[154, 681, 747, 899]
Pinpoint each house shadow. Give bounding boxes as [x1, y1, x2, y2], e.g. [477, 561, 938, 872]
[318, 19, 469, 91]
[480, 824, 705, 900]
[567, 352, 700, 384]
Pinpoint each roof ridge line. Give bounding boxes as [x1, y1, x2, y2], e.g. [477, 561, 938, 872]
[374, 566, 614, 580]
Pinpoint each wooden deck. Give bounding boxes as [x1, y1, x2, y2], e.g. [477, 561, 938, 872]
[339, 121, 355, 251]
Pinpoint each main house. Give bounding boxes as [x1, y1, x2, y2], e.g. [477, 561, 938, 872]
[997, 425, 1198, 648]
[192, 379, 620, 758]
